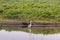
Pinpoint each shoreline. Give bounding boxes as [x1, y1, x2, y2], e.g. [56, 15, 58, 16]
[0, 22, 60, 27]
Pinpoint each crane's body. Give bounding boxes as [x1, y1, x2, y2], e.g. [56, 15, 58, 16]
[28, 21, 32, 29]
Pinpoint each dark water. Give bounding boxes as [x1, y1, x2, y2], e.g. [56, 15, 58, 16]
[0, 30, 60, 40]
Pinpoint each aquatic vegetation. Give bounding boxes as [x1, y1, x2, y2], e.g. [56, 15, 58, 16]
[31, 27, 60, 34]
[0, 27, 60, 34]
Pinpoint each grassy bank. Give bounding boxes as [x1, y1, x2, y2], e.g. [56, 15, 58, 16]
[0, 0, 60, 22]
[0, 18, 59, 23]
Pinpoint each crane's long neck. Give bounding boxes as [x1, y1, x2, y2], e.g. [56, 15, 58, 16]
[30, 21, 32, 25]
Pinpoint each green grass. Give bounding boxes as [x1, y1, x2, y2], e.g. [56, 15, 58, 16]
[0, 0, 60, 22]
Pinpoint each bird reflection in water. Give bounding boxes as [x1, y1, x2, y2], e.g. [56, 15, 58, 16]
[28, 21, 34, 40]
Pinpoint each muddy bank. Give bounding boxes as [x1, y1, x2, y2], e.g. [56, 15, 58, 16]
[0, 22, 60, 27]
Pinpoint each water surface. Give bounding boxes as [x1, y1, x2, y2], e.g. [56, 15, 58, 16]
[0, 30, 60, 40]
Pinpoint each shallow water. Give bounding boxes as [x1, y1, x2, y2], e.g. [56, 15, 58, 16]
[0, 30, 60, 40]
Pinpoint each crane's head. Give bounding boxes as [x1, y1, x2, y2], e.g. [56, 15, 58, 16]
[30, 20, 32, 24]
